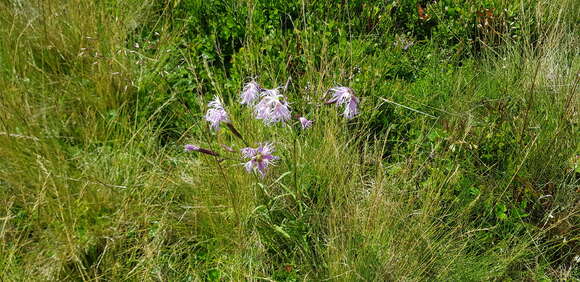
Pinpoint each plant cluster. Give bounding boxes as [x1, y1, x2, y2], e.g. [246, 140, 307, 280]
[186, 81, 359, 178]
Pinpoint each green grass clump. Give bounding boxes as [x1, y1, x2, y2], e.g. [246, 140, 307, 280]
[0, 0, 578, 280]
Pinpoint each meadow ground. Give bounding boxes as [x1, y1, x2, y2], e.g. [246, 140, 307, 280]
[0, 0, 578, 280]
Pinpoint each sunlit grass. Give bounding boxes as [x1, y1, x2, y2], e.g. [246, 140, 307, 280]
[0, 0, 578, 280]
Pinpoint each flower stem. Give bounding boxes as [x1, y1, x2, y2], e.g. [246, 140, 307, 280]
[225, 122, 248, 146]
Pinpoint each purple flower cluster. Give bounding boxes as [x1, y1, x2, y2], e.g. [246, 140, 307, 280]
[241, 143, 279, 177]
[299, 117, 313, 129]
[239, 81, 293, 125]
[327, 87, 359, 119]
[254, 89, 292, 125]
[240, 80, 262, 105]
[205, 96, 230, 131]
[187, 79, 361, 180]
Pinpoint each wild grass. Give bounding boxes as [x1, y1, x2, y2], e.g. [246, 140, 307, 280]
[0, 0, 578, 280]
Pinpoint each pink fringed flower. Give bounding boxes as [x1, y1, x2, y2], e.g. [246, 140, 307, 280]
[240, 80, 262, 105]
[298, 117, 313, 129]
[327, 87, 359, 119]
[241, 143, 279, 177]
[254, 89, 291, 125]
[205, 96, 230, 131]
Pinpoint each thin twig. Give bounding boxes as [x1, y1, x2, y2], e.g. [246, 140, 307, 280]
[0, 132, 40, 141]
[378, 97, 437, 118]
